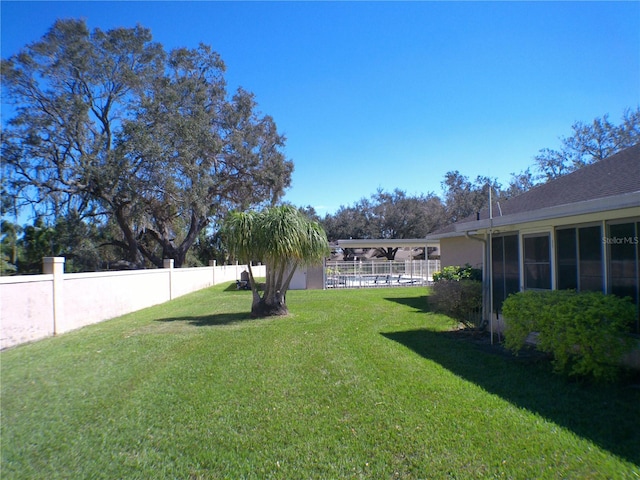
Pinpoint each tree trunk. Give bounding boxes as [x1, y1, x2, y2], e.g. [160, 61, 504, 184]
[251, 291, 289, 317]
[251, 284, 289, 317]
[114, 204, 144, 267]
[140, 210, 208, 268]
[171, 212, 209, 268]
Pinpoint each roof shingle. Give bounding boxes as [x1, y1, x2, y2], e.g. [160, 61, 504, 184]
[431, 144, 640, 235]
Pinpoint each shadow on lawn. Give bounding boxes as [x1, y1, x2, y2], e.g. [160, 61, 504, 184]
[156, 312, 252, 327]
[382, 328, 640, 466]
[383, 295, 431, 313]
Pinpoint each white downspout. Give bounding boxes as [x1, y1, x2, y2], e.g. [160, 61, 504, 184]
[488, 187, 494, 344]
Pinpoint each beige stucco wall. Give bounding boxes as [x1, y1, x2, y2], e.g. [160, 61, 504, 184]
[0, 275, 55, 347]
[61, 270, 171, 334]
[439, 236, 484, 269]
[0, 262, 265, 350]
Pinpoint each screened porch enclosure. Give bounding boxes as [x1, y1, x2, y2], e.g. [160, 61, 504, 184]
[487, 219, 640, 333]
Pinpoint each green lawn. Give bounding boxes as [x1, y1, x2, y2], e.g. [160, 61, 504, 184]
[2, 284, 639, 479]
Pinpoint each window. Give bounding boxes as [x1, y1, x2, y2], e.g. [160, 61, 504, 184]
[491, 234, 519, 312]
[608, 221, 639, 333]
[557, 228, 577, 290]
[556, 225, 603, 292]
[523, 234, 551, 290]
[578, 226, 603, 291]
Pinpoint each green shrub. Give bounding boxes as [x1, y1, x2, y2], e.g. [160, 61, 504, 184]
[502, 290, 636, 382]
[430, 279, 483, 328]
[432, 264, 482, 282]
[502, 290, 574, 352]
[430, 265, 483, 328]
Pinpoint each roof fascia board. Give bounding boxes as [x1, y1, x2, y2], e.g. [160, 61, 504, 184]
[425, 230, 467, 240]
[337, 239, 439, 248]
[453, 192, 640, 233]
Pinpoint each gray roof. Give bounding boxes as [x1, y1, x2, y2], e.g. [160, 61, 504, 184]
[429, 144, 640, 237]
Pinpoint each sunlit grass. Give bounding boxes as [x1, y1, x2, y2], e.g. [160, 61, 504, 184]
[1, 284, 638, 479]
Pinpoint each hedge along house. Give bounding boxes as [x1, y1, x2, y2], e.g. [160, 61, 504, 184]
[426, 144, 640, 339]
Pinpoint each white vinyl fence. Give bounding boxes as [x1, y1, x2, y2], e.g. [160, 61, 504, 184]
[325, 260, 439, 289]
[0, 257, 265, 350]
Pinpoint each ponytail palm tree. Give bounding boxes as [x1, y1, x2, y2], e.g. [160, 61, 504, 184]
[224, 206, 330, 317]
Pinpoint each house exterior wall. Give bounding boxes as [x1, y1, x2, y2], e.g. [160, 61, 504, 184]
[440, 236, 483, 269]
[427, 145, 640, 368]
[484, 214, 640, 369]
[485, 212, 640, 344]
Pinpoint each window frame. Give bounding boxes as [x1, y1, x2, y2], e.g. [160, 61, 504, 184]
[555, 223, 603, 293]
[522, 232, 551, 290]
[490, 233, 519, 313]
[606, 219, 640, 333]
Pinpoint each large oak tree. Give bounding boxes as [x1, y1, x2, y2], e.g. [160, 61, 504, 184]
[2, 19, 293, 267]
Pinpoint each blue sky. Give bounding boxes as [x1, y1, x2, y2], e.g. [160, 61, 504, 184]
[2, 1, 639, 215]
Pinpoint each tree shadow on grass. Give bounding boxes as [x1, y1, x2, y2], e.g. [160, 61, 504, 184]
[156, 312, 252, 327]
[382, 328, 640, 466]
[383, 296, 432, 313]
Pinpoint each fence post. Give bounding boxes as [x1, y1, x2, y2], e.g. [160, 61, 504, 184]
[163, 259, 174, 300]
[43, 257, 65, 335]
[209, 260, 216, 285]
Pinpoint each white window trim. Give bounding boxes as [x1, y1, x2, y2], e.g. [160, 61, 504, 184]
[520, 230, 553, 291]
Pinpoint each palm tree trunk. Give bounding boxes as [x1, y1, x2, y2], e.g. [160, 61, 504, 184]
[251, 258, 289, 317]
[251, 291, 288, 317]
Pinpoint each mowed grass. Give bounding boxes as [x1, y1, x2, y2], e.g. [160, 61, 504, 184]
[1, 284, 639, 479]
